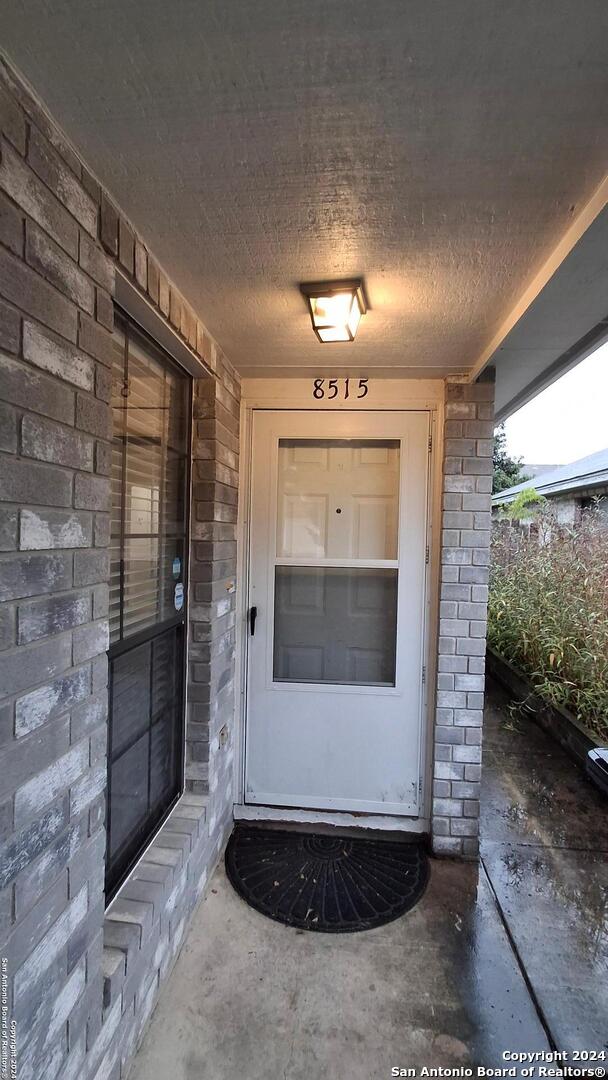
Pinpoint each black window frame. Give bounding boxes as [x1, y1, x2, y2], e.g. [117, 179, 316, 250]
[105, 307, 192, 905]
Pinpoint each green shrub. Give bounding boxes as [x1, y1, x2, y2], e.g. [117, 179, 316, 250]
[488, 506, 608, 742]
[501, 486, 546, 522]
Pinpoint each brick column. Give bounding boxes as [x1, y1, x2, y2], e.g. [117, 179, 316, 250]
[432, 373, 495, 857]
[188, 357, 240, 839]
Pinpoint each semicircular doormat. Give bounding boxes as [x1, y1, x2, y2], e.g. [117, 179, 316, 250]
[225, 825, 429, 933]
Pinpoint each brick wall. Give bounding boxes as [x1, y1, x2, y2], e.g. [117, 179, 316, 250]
[431, 374, 495, 858]
[0, 57, 239, 1080]
[188, 374, 239, 838]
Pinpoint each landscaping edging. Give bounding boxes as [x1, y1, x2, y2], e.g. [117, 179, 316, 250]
[486, 648, 601, 769]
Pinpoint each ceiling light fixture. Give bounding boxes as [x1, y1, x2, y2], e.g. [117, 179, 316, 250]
[300, 279, 367, 343]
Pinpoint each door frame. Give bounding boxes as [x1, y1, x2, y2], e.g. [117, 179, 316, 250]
[234, 378, 446, 835]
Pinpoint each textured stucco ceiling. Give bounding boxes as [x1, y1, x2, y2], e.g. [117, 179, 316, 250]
[2, 1, 607, 377]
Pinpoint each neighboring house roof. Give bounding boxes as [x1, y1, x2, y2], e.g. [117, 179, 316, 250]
[522, 463, 559, 478]
[493, 447, 608, 505]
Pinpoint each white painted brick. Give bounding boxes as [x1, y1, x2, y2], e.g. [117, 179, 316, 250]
[23, 320, 94, 391]
[435, 725, 465, 745]
[457, 602, 487, 620]
[443, 493, 463, 510]
[432, 835, 463, 855]
[433, 797, 463, 817]
[444, 476, 476, 494]
[468, 657, 486, 674]
[475, 475, 493, 493]
[472, 547, 490, 565]
[456, 638, 486, 656]
[443, 511, 473, 530]
[45, 957, 86, 1045]
[433, 779, 451, 798]
[72, 619, 109, 664]
[20, 508, 92, 551]
[70, 762, 106, 818]
[476, 439, 494, 456]
[438, 656, 468, 673]
[462, 493, 490, 511]
[461, 529, 490, 548]
[15, 667, 90, 736]
[432, 816, 450, 836]
[439, 600, 458, 618]
[467, 692, 484, 709]
[454, 674, 484, 691]
[452, 781, 480, 799]
[440, 619, 470, 637]
[445, 402, 476, 420]
[15, 740, 89, 826]
[59, 1035, 86, 1080]
[442, 548, 472, 566]
[438, 636, 456, 654]
[466, 728, 483, 745]
[434, 761, 464, 781]
[441, 583, 471, 601]
[442, 529, 460, 547]
[13, 884, 88, 1004]
[471, 585, 489, 602]
[436, 690, 467, 708]
[450, 817, 479, 837]
[473, 512, 492, 529]
[453, 709, 483, 727]
[441, 565, 459, 582]
[459, 566, 489, 584]
[452, 745, 482, 763]
[88, 997, 122, 1073]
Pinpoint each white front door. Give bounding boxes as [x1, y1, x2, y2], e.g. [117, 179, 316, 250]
[245, 410, 429, 817]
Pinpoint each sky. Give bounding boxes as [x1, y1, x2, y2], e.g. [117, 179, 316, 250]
[502, 339, 608, 466]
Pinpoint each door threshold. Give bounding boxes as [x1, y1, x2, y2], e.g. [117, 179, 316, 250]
[234, 803, 429, 835]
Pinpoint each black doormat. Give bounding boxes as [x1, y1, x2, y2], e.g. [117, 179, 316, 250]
[225, 825, 429, 933]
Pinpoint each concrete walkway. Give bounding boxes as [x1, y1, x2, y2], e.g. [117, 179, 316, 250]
[480, 682, 608, 1054]
[128, 683, 607, 1080]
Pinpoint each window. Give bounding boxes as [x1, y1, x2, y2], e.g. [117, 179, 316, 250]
[106, 312, 191, 901]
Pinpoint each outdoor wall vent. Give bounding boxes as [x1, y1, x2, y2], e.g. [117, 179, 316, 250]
[300, 279, 367, 342]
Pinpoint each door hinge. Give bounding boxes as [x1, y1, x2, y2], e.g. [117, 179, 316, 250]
[421, 665, 426, 685]
[425, 545, 430, 564]
[428, 435, 432, 452]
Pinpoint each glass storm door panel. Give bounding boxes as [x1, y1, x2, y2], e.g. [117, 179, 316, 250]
[273, 566, 398, 686]
[245, 410, 430, 817]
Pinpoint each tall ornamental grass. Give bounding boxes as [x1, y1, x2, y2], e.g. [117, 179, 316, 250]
[488, 507, 608, 743]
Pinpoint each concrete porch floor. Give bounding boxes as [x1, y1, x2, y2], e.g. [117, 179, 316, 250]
[128, 683, 608, 1079]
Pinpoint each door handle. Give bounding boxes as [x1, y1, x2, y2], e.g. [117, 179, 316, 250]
[249, 605, 258, 636]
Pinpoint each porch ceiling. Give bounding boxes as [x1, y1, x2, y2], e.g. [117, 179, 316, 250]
[1, 1, 608, 383]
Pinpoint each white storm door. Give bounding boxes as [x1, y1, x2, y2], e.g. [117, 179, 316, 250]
[245, 410, 429, 816]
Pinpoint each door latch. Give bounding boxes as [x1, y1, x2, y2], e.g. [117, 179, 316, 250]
[249, 605, 258, 636]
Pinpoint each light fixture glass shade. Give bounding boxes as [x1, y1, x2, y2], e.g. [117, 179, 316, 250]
[300, 280, 366, 342]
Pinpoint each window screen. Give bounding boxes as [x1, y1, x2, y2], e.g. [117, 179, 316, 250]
[106, 312, 191, 902]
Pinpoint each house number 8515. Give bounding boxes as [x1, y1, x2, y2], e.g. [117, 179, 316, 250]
[312, 378, 368, 400]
